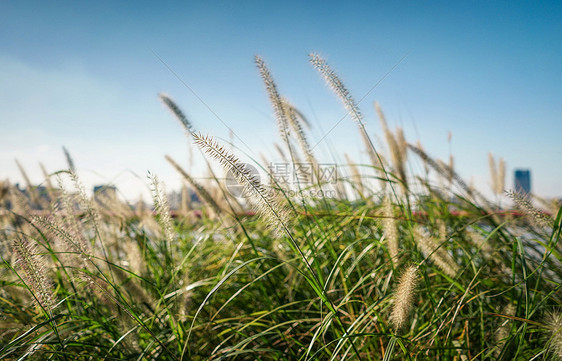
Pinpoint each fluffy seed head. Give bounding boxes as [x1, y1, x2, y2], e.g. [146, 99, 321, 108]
[408, 143, 480, 201]
[159, 93, 194, 133]
[282, 97, 317, 168]
[415, 226, 458, 278]
[148, 172, 175, 243]
[497, 157, 506, 195]
[12, 237, 55, 311]
[62, 146, 76, 172]
[309, 53, 362, 125]
[506, 190, 553, 228]
[494, 303, 515, 356]
[489, 153, 498, 194]
[255, 56, 290, 146]
[390, 265, 419, 330]
[193, 133, 289, 235]
[309, 53, 389, 179]
[382, 195, 399, 263]
[376, 102, 408, 193]
[545, 310, 562, 359]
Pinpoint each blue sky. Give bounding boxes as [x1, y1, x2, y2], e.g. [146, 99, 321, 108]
[1, 1, 561, 200]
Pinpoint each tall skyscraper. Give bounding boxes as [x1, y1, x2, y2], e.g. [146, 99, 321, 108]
[514, 169, 531, 194]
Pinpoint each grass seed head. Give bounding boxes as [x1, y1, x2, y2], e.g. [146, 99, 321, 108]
[391, 265, 419, 331]
[506, 190, 554, 228]
[382, 195, 399, 263]
[193, 133, 289, 236]
[415, 226, 458, 278]
[545, 309, 562, 359]
[12, 237, 55, 312]
[159, 93, 194, 133]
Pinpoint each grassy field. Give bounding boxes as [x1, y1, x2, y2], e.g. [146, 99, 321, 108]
[1, 54, 561, 360]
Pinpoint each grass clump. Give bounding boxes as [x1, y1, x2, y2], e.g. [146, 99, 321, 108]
[1, 55, 561, 360]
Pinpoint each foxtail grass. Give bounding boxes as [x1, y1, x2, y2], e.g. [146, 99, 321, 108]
[159, 93, 194, 133]
[12, 237, 55, 312]
[310, 53, 386, 176]
[382, 194, 399, 263]
[62, 146, 76, 172]
[506, 189, 554, 228]
[193, 133, 290, 233]
[375, 102, 408, 194]
[545, 309, 562, 359]
[390, 265, 418, 330]
[255, 56, 290, 147]
[415, 225, 459, 278]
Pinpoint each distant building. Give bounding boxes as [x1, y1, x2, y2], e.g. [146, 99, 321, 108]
[167, 186, 199, 211]
[167, 189, 182, 211]
[93, 185, 117, 201]
[514, 169, 531, 194]
[11, 183, 52, 210]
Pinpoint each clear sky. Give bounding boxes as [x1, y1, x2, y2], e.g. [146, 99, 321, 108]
[1, 1, 561, 201]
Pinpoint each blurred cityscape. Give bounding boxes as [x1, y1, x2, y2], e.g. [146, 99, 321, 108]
[1, 168, 560, 218]
[0, 182, 201, 215]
